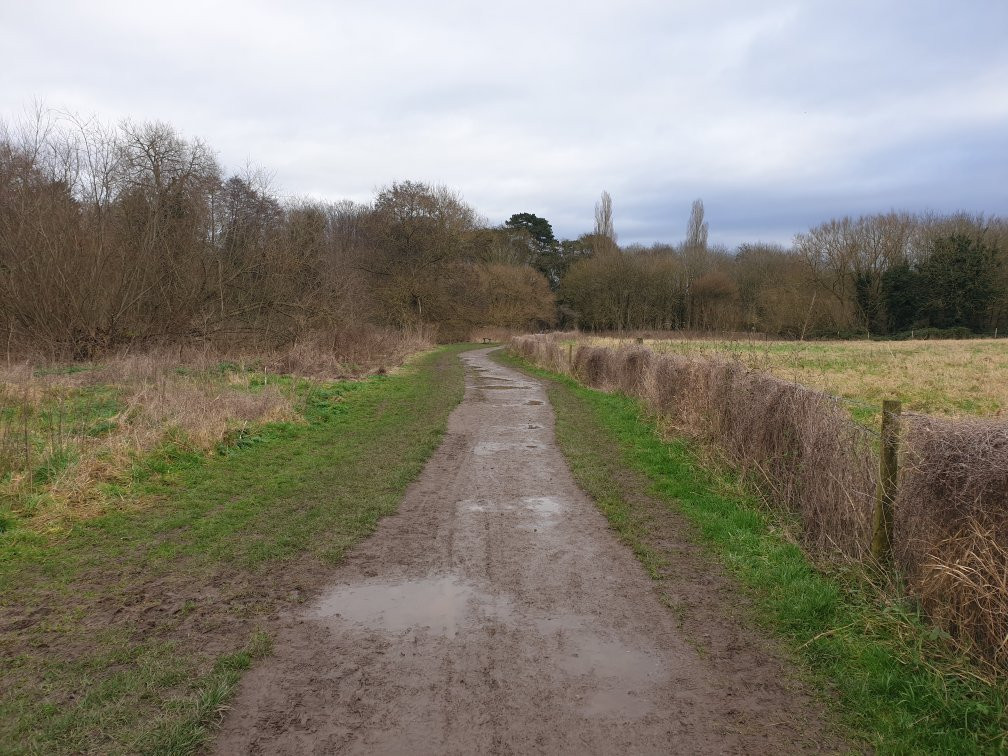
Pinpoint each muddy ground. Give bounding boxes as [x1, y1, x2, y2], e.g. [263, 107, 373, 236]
[214, 348, 846, 754]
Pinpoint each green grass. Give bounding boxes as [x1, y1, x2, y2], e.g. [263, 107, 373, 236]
[498, 350, 1008, 755]
[0, 345, 470, 755]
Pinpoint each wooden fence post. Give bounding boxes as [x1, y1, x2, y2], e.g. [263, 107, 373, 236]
[567, 343, 573, 371]
[870, 399, 902, 560]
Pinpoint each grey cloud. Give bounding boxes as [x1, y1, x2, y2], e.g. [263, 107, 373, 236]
[2, 0, 1004, 248]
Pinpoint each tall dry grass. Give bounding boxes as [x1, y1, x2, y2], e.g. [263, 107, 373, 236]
[898, 416, 1008, 666]
[512, 333, 1008, 669]
[262, 324, 434, 377]
[0, 357, 296, 528]
[0, 326, 433, 529]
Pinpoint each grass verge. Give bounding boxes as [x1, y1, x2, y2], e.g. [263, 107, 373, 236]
[0, 345, 470, 755]
[497, 350, 1008, 755]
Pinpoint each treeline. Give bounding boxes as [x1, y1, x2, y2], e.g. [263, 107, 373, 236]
[3, 110, 1006, 357]
[558, 202, 1008, 337]
[0, 112, 555, 359]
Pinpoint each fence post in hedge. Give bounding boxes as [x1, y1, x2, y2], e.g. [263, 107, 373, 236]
[870, 399, 902, 561]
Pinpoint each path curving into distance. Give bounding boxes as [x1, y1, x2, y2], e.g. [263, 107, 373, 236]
[214, 348, 843, 754]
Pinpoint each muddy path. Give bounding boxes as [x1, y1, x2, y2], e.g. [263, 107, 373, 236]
[214, 348, 844, 754]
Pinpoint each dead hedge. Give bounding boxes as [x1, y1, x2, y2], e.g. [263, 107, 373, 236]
[511, 333, 1008, 668]
[897, 416, 1008, 665]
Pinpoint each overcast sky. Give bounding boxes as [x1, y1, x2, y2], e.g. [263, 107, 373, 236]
[2, 0, 1006, 247]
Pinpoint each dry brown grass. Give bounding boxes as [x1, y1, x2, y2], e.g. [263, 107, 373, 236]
[919, 522, 1008, 668]
[587, 335, 1008, 417]
[512, 333, 1008, 669]
[0, 360, 297, 529]
[468, 326, 520, 343]
[262, 324, 434, 378]
[897, 416, 1008, 665]
[0, 327, 433, 529]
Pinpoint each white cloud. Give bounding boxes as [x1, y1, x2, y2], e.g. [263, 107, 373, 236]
[2, 0, 1005, 245]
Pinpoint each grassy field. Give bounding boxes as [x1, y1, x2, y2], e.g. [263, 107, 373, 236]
[500, 350, 1008, 754]
[587, 336, 1008, 418]
[0, 346, 468, 754]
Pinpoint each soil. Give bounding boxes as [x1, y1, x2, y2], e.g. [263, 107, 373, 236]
[213, 348, 848, 754]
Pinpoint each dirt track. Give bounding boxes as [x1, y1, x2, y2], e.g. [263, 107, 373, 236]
[214, 348, 844, 754]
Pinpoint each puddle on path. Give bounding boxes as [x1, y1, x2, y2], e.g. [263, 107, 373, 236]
[546, 628, 661, 680]
[536, 615, 665, 718]
[459, 499, 502, 514]
[460, 496, 564, 519]
[310, 572, 664, 719]
[581, 688, 655, 718]
[314, 573, 662, 713]
[522, 496, 563, 515]
[312, 575, 511, 636]
[487, 424, 542, 432]
[474, 441, 545, 455]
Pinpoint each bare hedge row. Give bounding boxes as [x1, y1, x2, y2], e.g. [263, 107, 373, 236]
[511, 333, 1008, 668]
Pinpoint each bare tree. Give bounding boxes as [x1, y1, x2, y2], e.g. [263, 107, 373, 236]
[796, 213, 916, 333]
[682, 199, 711, 328]
[685, 198, 708, 251]
[592, 190, 617, 255]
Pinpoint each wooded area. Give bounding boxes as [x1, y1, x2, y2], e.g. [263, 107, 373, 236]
[561, 201, 1008, 337]
[3, 110, 1006, 359]
[0, 112, 554, 359]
